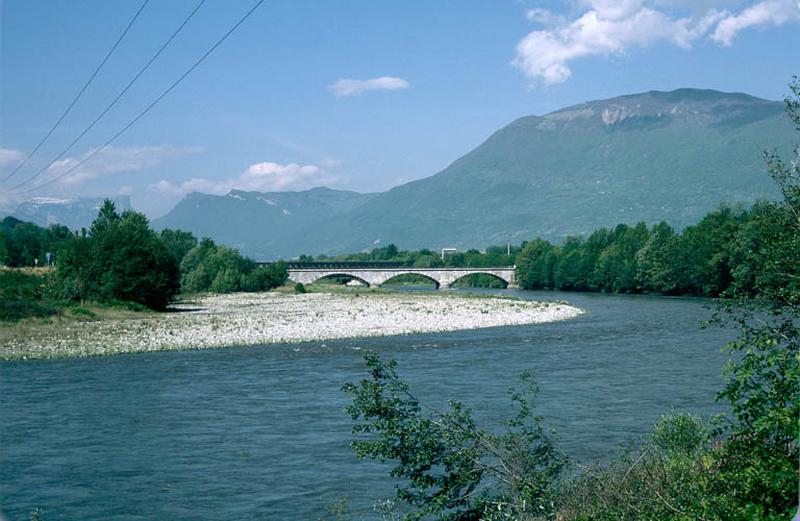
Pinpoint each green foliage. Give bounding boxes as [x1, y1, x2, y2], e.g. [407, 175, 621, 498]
[0, 299, 58, 322]
[707, 78, 800, 520]
[515, 203, 793, 299]
[634, 221, 680, 293]
[180, 238, 287, 294]
[0, 216, 73, 267]
[294, 282, 307, 294]
[343, 353, 563, 521]
[55, 200, 180, 309]
[308, 243, 519, 272]
[0, 270, 52, 300]
[0, 235, 8, 265]
[650, 411, 709, 456]
[159, 228, 198, 265]
[0, 271, 58, 322]
[516, 239, 559, 290]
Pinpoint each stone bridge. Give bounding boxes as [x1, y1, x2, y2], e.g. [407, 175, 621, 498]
[286, 266, 517, 289]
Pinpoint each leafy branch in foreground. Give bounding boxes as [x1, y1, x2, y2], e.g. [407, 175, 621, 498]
[707, 75, 800, 520]
[342, 353, 563, 521]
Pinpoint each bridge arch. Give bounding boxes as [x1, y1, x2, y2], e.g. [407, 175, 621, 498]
[448, 272, 510, 289]
[379, 272, 441, 289]
[310, 273, 371, 287]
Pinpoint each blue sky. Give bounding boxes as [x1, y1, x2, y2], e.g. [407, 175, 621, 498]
[1, 0, 798, 216]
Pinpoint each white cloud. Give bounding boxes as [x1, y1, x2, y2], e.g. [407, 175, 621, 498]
[0, 147, 23, 169]
[44, 145, 201, 186]
[150, 161, 336, 197]
[328, 76, 410, 97]
[711, 0, 798, 44]
[513, 0, 799, 85]
[526, 8, 567, 25]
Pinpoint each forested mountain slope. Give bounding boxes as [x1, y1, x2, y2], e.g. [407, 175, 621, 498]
[157, 89, 794, 259]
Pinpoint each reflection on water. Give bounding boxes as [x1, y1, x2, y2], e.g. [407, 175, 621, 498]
[0, 290, 735, 520]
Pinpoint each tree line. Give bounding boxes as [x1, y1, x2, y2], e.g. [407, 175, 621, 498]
[303, 243, 521, 269]
[515, 201, 794, 298]
[1, 201, 287, 314]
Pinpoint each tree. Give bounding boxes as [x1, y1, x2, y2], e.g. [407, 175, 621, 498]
[56, 203, 180, 309]
[635, 222, 680, 294]
[343, 353, 564, 521]
[89, 198, 120, 237]
[710, 77, 800, 519]
[99, 211, 180, 309]
[159, 229, 198, 265]
[180, 240, 286, 294]
[0, 234, 8, 266]
[674, 207, 742, 296]
[516, 239, 559, 289]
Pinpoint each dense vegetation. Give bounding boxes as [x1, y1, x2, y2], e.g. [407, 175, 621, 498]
[55, 201, 181, 309]
[514, 202, 794, 298]
[303, 243, 520, 269]
[180, 237, 287, 294]
[340, 79, 800, 520]
[0, 270, 59, 322]
[1, 201, 287, 318]
[0, 216, 73, 267]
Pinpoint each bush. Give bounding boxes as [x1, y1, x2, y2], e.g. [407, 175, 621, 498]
[294, 282, 306, 294]
[0, 299, 58, 322]
[650, 411, 708, 455]
[0, 270, 54, 300]
[343, 354, 564, 520]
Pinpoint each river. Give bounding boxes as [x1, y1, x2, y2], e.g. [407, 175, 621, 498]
[0, 290, 736, 520]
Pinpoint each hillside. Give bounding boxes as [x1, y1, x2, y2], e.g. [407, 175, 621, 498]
[153, 187, 377, 259]
[156, 89, 795, 259]
[11, 196, 132, 231]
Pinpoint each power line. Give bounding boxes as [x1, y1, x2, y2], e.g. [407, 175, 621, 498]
[3, 0, 150, 182]
[13, 0, 266, 196]
[5, 0, 207, 193]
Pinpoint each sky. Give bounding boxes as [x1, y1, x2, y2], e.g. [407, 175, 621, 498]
[1, 0, 798, 217]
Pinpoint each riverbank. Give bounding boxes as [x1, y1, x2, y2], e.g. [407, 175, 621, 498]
[0, 290, 583, 360]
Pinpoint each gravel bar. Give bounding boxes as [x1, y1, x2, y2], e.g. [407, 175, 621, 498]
[1, 292, 583, 360]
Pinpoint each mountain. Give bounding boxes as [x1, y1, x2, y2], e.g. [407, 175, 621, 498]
[11, 196, 132, 231]
[152, 187, 377, 259]
[156, 89, 796, 259]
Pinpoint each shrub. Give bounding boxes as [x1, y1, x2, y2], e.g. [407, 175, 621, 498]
[650, 411, 709, 455]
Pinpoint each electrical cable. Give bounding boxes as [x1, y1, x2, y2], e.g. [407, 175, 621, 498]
[13, 0, 265, 195]
[3, 0, 150, 182]
[4, 0, 207, 192]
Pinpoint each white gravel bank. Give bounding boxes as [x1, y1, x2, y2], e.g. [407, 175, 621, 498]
[2, 292, 583, 360]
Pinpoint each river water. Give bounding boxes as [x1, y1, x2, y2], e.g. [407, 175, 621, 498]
[0, 290, 736, 520]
